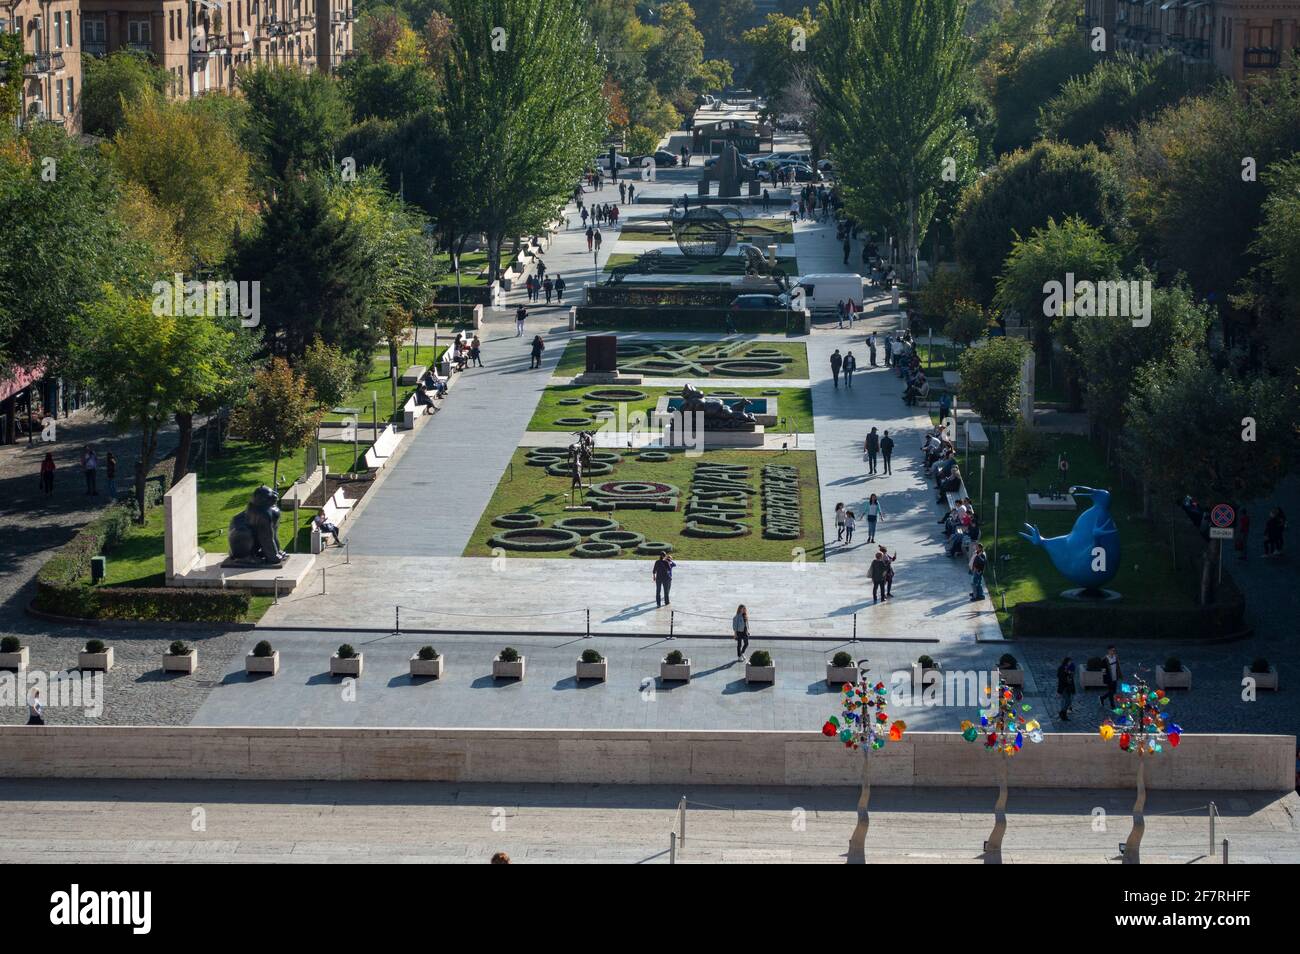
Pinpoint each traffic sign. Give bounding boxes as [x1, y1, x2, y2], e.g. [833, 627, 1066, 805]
[1209, 527, 1234, 540]
[1210, 503, 1235, 528]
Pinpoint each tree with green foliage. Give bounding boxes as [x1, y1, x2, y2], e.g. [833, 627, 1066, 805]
[1236, 156, 1300, 377]
[0, 34, 27, 124]
[1121, 351, 1290, 603]
[954, 140, 1128, 302]
[78, 51, 168, 138]
[814, 0, 971, 288]
[626, 125, 659, 157]
[690, 0, 755, 59]
[944, 299, 989, 350]
[957, 335, 1031, 429]
[341, 58, 441, 121]
[438, 0, 606, 283]
[234, 175, 379, 361]
[1002, 421, 1050, 490]
[646, 2, 706, 110]
[72, 288, 237, 519]
[239, 65, 353, 182]
[299, 337, 361, 410]
[230, 357, 324, 491]
[1039, 50, 1213, 148]
[743, 11, 819, 98]
[979, 35, 1095, 156]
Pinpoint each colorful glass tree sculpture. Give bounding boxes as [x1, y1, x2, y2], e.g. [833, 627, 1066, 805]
[821, 666, 907, 864]
[1099, 675, 1181, 864]
[960, 679, 1044, 861]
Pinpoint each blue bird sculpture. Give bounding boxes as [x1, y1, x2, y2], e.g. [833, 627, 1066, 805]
[1020, 486, 1120, 590]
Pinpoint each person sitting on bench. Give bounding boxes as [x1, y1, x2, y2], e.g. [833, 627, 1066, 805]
[414, 383, 435, 415]
[421, 368, 447, 398]
[313, 512, 342, 547]
[939, 467, 963, 498]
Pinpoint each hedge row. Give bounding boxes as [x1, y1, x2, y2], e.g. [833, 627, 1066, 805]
[586, 283, 740, 308]
[576, 306, 796, 334]
[1011, 585, 1246, 640]
[432, 285, 492, 306]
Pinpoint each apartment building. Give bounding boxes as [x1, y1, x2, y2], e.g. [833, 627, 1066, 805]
[2, 0, 85, 127]
[1084, 0, 1300, 83]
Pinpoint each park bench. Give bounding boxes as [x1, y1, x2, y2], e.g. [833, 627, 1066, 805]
[964, 421, 989, 452]
[363, 423, 404, 471]
[310, 487, 355, 554]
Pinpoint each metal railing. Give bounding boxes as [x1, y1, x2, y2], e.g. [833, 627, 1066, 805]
[23, 51, 65, 76]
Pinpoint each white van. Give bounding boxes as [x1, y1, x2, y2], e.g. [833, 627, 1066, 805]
[788, 274, 866, 315]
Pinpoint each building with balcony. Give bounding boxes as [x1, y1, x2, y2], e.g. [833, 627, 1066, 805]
[2, 0, 85, 129]
[1084, 0, 1300, 84]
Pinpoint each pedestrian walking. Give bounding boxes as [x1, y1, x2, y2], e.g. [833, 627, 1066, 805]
[881, 546, 896, 598]
[866, 332, 878, 367]
[39, 452, 55, 496]
[865, 494, 883, 542]
[837, 299, 846, 329]
[105, 452, 118, 498]
[81, 446, 98, 496]
[880, 431, 895, 475]
[580, 206, 589, 229]
[1099, 646, 1122, 710]
[515, 304, 527, 337]
[26, 688, 43, 725]
[619, 181, 627, 203]
[470, 336, 483, 367]
[1056, 656, 1076, 721]
[1236, 507, 1250, 561]
[529, 334, 545, 369]
[834, 502, 846, 542]
[586, 226, 594, 252]
[863, 426, 879, 474]
[1057, 452, 1070, 492]
[869, 550, 887, 604]
[594, 228, 603, 252]
[652, 552, 675, 606]
[732, 605, 750, 659]
[829, 349, 842, 389]
[843, 351, 857, 388]
[627, 183, 635, 203]
[969, 542, 987, 601]
[543, 277, 553, 304]
[762, 188, 770, 212]
[883, 335, 894, 368]
[843, 509, 856, 544]
[843, 237, 851, 264]
[554, 275, 566, 302]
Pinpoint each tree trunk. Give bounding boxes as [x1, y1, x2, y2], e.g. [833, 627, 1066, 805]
[272, 448, 281, 492]
[1199, 539, 1217, 606]
[172, 411, 193, 487]
[134, 425, 158, 523]
[487, 232, 504, 284]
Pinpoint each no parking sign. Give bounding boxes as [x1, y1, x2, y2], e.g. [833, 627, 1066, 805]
[1210, 503, 1235, 528]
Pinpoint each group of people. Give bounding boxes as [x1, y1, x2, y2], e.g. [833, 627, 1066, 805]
[862, 426, 896, 476]
[788, 183, 833, 221]
[524, 271, 564, 304]
[828, 348, 858, 388]
[901, 353, 928, 406]
[38, 446, 117, 498]
[581, 202, 620, 228]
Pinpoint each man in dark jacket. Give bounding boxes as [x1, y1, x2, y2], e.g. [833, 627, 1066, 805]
[829, 350, 843, 389]
[1100, 646, 1122, 710]
[843, 351, 857, 388]
[880, 431, 895, 475]
[652, 553, 676, 606]
[868, 552, 887, 604]
[863, 426, 880, 475]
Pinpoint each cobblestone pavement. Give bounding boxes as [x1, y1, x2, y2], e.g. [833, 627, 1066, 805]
[2, 778, 1294, 863]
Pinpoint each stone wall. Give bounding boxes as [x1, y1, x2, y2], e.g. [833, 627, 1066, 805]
[0, 728, 1291, 791]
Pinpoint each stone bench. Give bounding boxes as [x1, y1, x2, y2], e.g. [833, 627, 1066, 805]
[964, 421, 989, 452]
[363, 423, 404, 471]
[399, 365, 426, 386]
[310, 488, 354, 554]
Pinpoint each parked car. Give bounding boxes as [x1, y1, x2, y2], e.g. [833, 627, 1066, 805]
[596, 153, 631, 170]
[730, 294, 789, 311]
[763, 163, 822, 183]
[629, 150, 679, 167]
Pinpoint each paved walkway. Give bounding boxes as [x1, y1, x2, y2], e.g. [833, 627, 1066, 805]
[3, 778, 1293, 863]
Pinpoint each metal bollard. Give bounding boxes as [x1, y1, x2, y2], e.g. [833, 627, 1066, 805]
[669, 611, 675, 639]
[852, 612, 857, 642]
[345, 540, 350, 565]
[1209, 801, 1216, 855]
[585, 608, 590, 638]
[669, 830, 676, 865]
[1222, 839, 1229, 865]
[273, 577, 283, 604]
[678, 796, 687, 848]
[321, 566, 327, 595]
[394, 605, 401, 636]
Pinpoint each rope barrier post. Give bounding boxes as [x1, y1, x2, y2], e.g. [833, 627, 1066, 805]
[394, 605, 400, 636]
[273, 577, 283, 605]
[852, 612, 857, 642]
[1222, 838, 1229, 865]
[345, 540, 350, 565]
[321, 566, 326, 595]
[679, 796, 687, 848]
[585, 608, 590, 638]
[669, 610, 675, 639]
[1209, 801, 1216, 855]
[669, 830, 676, 865]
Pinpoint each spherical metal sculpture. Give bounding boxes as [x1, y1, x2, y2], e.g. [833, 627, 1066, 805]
[666, 203, 744, 260]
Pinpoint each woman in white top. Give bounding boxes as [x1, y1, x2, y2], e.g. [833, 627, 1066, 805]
[865, 494, 883, 543]
[843, 510, 857, 544]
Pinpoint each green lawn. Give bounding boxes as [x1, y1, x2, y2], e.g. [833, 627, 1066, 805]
[321, 344, 447, 427]
[618, 218, 794, 244]
[555, 339, 809, 379]
[936, 426, 1194, 634]
[430, 250, 510, 286]
[915, 343, 959, 373]
[603, 252, 799, 276]
[464, 447, 824, 562]
[529, 385, 814, 434]
[100, 440, 323, 622]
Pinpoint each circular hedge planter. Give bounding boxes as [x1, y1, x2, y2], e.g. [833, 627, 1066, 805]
[635, 541, 674, 555]
[745, 348, 785, 358]
[684, 520, 749, 538]
[584, 403, 617, 413]
[525, 455, 563, 466]
[707, 390, 741, 397]
[709, 360, 786, 377]
[553, 516, 620, 535]
[557, 398, 583, 406]
[546, 460, 615, 477]
[583, 388, 648, 402]
[492, 513, 542, 529]
[593, 480, 677, 497]
[489, 527, 581, 551]
[554, 417, 595, 428]
[590, 529, 646, 549]
[637, 451, 670, 462]
[573, 541, 621, 558]
[762, 389, 782, 396]
[590, 451, 621, 464]
[530, 446, 572, 456]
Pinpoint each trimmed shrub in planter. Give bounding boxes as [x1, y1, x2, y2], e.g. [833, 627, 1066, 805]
[589, 530, 645, 550]
[331, 643, 363, 677]
[997, 653, 1024, 687]
[576, 648, 607, 682]
[553, 516, 620, 536]
[1011, 589, 1246, 639]
[635, 542, 673, 555]
[683, 519, 749, 538]
[1244, 658, 1278, 691]
[1156, 657, 1191, 690]
[916, 655, 939, 671]
[573, 541, 621, 558]
[826, 650, 857, 687]
[79, 639, 114, 672]
[1081, 657, 1107, 689]
[246, 640, 280, 675]
[746, 650, 776, 684]
[163, 640, 197, 674]
[489, 527, 581, 552]
[0, 636, 28, 672]
[492, 513, 543, 529]
[576, 305, 794, 334]
[637, 451, 671, 462]
[410, 645, 444, 678]
[660, 649, 691, 682]
[493, 647, 525, 679]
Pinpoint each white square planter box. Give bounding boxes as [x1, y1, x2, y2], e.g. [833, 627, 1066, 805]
[493, 655, 525, 679]
[660, 657, 691, 682]
[163, 650, 197, 674]
[826, 664, 858, 687]
[1156, 666, 1191, 690]
[576, 658, 608, 681]
[331, 654, 364, 677]
[1243, 666, 1278, 691]
[1080, 669, 1107, 689]
[246, 651, 280, 675]
[78, 648, 114, 671]
[746, 664, 776, 684]
[410, 655, 444, 678]
[0, 647, 29, 671]
[998, 667, 1024, 688]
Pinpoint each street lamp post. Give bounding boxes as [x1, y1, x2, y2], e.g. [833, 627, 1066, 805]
[960, 678, 1044, 862]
